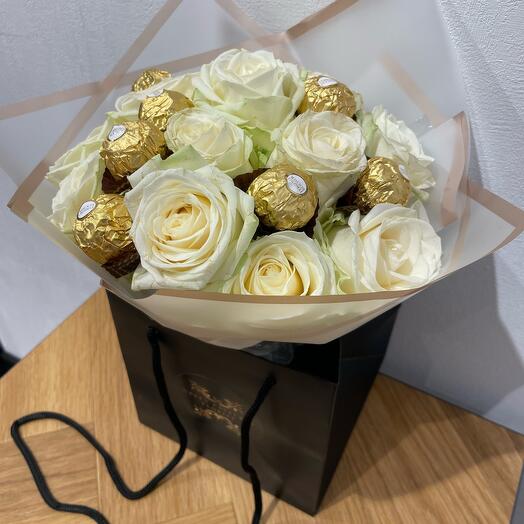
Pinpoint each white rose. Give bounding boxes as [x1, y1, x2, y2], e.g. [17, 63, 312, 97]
[326, 202, 442, 293]
[358, 106, 435, 197]
[316, 203, 441, 292]
[193, 49, 304, 133]
[268, 110, 367, 206]
[46, 119, 115, 185]
[112, 72, 198, 119]
[48, 150, 103, 234]
[124, 165, 258, 291]
[223, 231, 336, 296]
[165, 107, 253, 177]
[356, 203, 442, 291]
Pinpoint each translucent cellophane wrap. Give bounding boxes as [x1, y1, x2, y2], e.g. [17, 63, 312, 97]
[6, 0, 524, 348]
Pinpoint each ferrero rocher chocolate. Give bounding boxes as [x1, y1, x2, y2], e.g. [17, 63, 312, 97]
[354, 157, 411, 213]
[247, 164, 318, 230]
[73, 194, 139, 278]
[100, 121, 167, 191]
[298, 74, 357, 118]
[138, 89, 193, 131]
[131, 68, 171, 92]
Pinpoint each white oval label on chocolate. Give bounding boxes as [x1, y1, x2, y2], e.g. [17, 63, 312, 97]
[317, 76, 338, 88]
[108, 124, 126, 141]
[286, 174, 308, 195]
[77, 200, 97, 220]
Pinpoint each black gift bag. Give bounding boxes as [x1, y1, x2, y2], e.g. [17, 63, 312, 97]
[107, 291, 399, 515]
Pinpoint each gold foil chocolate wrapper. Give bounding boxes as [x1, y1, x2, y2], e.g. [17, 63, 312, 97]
[298, 74, 357, 118]
[100, 121, 167, 183]
[138, 89, 193, 131]
[131, 68, 171, 92]
[354, 157, 411, 213]
[73, 194, 139, 278]
[247, 164, 318, 230]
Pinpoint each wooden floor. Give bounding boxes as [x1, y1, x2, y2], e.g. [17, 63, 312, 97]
[0, 290, 523, 523]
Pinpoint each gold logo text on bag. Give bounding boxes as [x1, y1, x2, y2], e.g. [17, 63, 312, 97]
[186, 379, 245, 435]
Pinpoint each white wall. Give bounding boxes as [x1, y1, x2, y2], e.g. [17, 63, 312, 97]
[1, 0, 523, 432]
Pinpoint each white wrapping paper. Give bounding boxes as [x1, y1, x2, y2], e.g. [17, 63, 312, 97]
[6, 0, 524, 348]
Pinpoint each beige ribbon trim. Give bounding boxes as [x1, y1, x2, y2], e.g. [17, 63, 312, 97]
[467, 180, 524, 253]
[153, 285, 425, 304]
[0, 81, 103, 121]
[440, 112, 469, 226]
[467, 180, 524, 230]
[448, 174, 472, 272]
[100, 274, 422, 304]
[439, 113, 470, 270]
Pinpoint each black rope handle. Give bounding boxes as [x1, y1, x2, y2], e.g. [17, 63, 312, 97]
[241, 374, 276, 524]
[10, 326, 276, 524]
[10, 326, 187, 523]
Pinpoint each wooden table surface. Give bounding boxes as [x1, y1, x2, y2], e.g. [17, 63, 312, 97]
[0, 290, 523, 524]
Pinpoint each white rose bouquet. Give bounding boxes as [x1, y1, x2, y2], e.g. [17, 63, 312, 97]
[8, 0, 522, 350]
[46, 48, 442, 297]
